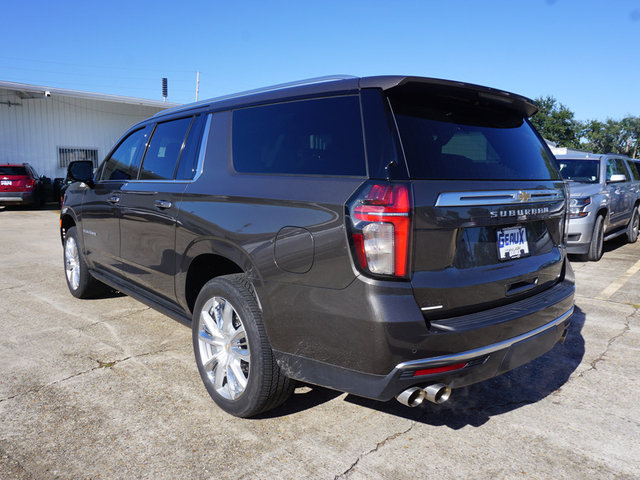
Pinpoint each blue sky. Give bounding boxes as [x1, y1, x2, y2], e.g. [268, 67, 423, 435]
[1, 0, 639, 121]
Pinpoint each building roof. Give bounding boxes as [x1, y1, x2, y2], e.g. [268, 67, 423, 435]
[0, 80, 180, 108]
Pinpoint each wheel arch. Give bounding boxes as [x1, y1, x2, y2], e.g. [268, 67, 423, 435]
[178, 238, 263, 315]
[60, 210, 78, 245]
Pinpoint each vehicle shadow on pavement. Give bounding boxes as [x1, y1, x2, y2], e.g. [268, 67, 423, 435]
[569, 236, 628, 262]
[343, 305, 586, 429]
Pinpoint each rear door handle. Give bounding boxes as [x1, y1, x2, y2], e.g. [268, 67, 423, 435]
[107, 196, 120, 204]
[155, 200, 172, 209]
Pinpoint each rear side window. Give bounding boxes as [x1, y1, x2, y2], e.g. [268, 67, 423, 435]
[101, 126, 151, 181]
[175, 114, 207, 180]
[140, 116, 193, 180]
[232, 96, 366, 176]
[626, 160, 640, 181]
[390, 95, 560, 180]
[0, 166, 27, 176]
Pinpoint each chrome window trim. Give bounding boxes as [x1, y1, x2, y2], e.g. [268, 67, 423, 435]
[394, 307, 573, 371]
[98, 113, 213, 185]
[435, 189, 563, 207]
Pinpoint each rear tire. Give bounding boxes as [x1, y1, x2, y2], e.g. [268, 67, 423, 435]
[63, 226, 107, 298]
[626, 207, 639, 243]
[587, 214, 605, 261]
[192, 274, 294, 417]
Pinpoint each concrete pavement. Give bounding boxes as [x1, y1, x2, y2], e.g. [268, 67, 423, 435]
[1, 207, 638, 479]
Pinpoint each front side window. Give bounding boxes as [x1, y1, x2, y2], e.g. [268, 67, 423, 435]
[232, 96, 366, 176]
[101, 126, 151, 181]
[390, 94, 560, 180]
[139, 117, 194, 180]
[606, 158, 628, 181]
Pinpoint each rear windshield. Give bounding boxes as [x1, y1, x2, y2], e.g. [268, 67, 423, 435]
[557, 159, 600, 183]
[390, 95, 560, 181]
[0, 166, 27, 176]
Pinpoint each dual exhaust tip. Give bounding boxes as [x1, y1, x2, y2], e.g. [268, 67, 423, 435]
[396, 384, 451, 407]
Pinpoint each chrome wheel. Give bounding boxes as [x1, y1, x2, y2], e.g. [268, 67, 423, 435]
[197, 296, 250, 400]
[64, 236, 80, 291]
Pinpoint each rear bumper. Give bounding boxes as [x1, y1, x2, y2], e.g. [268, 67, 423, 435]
[0, 191, 36, 205]
[275, 305, 573, 401]
[270, 261, 575, 401]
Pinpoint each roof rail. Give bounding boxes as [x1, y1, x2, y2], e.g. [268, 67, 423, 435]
[153, 75, 357, 117]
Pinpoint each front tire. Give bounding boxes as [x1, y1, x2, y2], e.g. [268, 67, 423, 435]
[63, 226, 107, 298]
[587, 214, 605, 261]
[626, 207, 639, 243]
[192, 274, 294, 417]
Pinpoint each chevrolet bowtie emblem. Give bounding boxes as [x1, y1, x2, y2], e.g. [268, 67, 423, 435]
[516, 191, 531, 202]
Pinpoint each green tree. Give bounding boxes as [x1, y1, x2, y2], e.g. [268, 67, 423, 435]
[530, 96, 581, 149]
[581, 117, 640, 158]
[620, 116, 640, 158]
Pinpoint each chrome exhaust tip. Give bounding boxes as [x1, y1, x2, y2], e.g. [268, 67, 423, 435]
[424, 383, 451, 404]
[395, 387, 426, 407]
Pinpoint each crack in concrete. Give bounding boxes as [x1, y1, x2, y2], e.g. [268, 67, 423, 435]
[334, 423, 416, 479]
[103, 306, 152, 321]
[0, 348, 173, 404]
[575, 309, 634, 379]
[0, 284, 26, 292]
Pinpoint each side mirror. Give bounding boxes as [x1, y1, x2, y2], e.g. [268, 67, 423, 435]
[67, 161, 94, 186]
[607, 173, 627, 184]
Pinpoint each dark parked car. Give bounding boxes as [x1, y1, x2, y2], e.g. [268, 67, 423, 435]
[61, 75, 575, 417]
[0, 163, 44, 207]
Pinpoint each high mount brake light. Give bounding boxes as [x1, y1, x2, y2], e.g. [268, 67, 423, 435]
[350, 183, 411, 278]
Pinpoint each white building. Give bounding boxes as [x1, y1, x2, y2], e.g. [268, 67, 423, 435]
[0, 81, 179, 179]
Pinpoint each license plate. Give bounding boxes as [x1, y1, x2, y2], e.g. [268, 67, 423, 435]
[497, 227, 529, 260]
[0, 180, 11, 185]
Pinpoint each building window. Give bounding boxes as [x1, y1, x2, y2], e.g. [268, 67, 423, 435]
[58, 147, 99, 168]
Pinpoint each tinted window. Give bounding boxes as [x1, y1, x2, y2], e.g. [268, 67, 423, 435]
[390, 95, 560, 180]
[557, 159, 600, 183]
[625, 160, 640, 181]
[0, 166, 27, 176]
[175, 114, 207, 180]
[102, 126, 151, 181]
[232, 96, 366, 176]
[606, 158, 628, 181]
[140, 117, 193, 180]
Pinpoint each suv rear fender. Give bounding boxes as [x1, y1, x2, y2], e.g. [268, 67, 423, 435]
[177, 238, 262, 314]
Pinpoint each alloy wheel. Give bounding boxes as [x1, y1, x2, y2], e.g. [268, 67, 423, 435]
[197, 297, 250, 400]
[64, 236, 80, 291]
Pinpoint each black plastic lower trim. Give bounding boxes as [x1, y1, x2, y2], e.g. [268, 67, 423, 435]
[90, 269, 192, 326]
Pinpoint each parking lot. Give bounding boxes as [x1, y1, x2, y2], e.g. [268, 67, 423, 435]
[0, 207, 639, 480]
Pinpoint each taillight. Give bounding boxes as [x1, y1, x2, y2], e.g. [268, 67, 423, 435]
[25, 179, 35, 189]
[348, 182, 411, 278]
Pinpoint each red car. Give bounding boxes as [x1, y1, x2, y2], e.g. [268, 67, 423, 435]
[0, 163, 43, 207]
